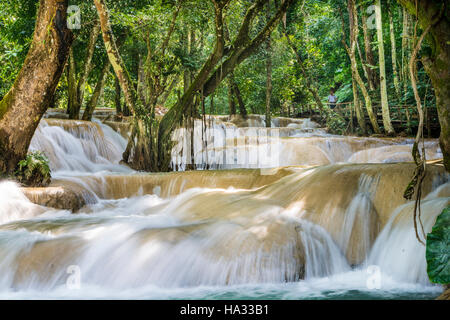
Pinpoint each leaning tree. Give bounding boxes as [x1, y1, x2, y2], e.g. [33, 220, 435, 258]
[0, 0, 72, 174]
[398, 0, 450, 172]
[95, 0, 294, 171]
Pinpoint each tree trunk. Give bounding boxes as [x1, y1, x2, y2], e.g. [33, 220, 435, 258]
[401, 7, 410, 99]
[361, 10, 378, 91]
[157, 0, 294, 171]
[352, 78, 366, 133]
[82, 59, 110, 121]
[67, 47, 78, 118]
[0, 0, 72, 174]
[210, 93, 215, 114]
[228, 77, 236, 116]
[398, 0, 449, 171]
[157, 75, 179, 107]
[345, 0, 381, 134]
[67, 22, 100, 120]
[388, 1, 401, 100]
[76, 21, 100, 116]
[95, 0, 139, 117]
[265, 2, 272, 128]
[230, 73, 247, 118]
[95, 0, 154, 171]
[375, 0, 395, 135]
[114, 75, 122, 114]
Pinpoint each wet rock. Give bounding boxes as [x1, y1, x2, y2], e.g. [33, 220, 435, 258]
[437, 285, 450, 300]
[21, 186, 86, 212]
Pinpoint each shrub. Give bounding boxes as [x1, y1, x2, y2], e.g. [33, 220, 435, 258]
[15, 151, 51, 187]
[325, 111, 347, 135]
[426, 206, 450, 284]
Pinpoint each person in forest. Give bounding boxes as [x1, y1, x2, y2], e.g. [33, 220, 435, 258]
[327, 89, 337, 110]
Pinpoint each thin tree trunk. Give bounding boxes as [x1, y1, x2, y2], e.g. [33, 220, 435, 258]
[137, 54, 147, 106]
[114, 75, 122, 114]
[388, 1, 401, 100]
[76, 21, 100, 115]
[0, 0, 72, 174]
[230, 74, 247, 118]
[95, 0, 154, 171]
[228, 77, 236, 116]
[82, 59, 110, 121]
[352, 78, 366, 133]
[67, 22, 100, 119]
[265, 2, 272, 128]
[67, 47, 78, 118]
[356, 39, 369, 84]
[401, 7, 411, 133]
[210, 93, 215, 114]
[361, 11, 377, 91]
[375, 0, 395, 135]
[343, 0, 381, 134]
[95, 0, 139, 116]
[157, 75, 179, 107]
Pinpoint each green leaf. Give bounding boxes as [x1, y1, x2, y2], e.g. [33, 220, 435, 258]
[426, 206, 450, 284]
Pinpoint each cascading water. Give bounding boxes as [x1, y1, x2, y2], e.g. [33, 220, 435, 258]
[30, 119, 133, 176]
[0, 113, 447, 299]
[170, 116, 442, 170]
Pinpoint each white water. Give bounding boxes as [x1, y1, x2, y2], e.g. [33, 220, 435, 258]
[170, 115, 442, 170]
[30, 119, 133, 177]
[0, 114, 447, 299]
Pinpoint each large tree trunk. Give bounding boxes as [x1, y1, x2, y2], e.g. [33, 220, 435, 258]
[82, 59, 111, 121]
[375, 0, 395, 135]
[398, 0, 450, 171]
[0, 0, 72, 174]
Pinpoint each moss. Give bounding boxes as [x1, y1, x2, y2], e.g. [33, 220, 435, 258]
[0, 91, 12, 120]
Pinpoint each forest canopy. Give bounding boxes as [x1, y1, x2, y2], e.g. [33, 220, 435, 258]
[0, 0, 448, 173]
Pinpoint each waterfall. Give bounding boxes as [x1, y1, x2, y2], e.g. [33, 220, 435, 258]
[29, 119, 133, 176]
[0, 114, 447, 299]
[170, 116, 442, 170]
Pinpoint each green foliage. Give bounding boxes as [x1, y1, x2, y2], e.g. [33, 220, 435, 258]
[0, 0, 439, 130]
[0, 0, 37, 98]
[325, 111, 347, 135]
[426, 206, 450, 284]
[15, 151, 51, 187]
